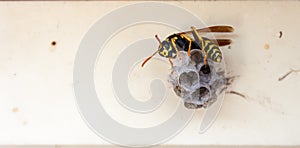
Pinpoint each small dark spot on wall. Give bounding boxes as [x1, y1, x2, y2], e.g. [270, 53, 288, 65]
[278, 31, 283, 39]
[51, 41, 57, 46]
[228, 45, 231, 49]
[264, 44, 270, 50]
[49, 41, 57, 52]
[12, 107, 19, 113]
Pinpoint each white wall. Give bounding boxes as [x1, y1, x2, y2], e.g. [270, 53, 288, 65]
[0, 1, 299, 146]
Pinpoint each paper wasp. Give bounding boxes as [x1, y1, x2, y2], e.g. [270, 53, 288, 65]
[141, 25, 234, 67]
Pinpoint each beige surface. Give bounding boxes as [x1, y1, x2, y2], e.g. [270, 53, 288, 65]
[0, 1, 300, 146]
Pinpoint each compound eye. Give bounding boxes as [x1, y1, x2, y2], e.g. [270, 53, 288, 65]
[159, 46, 164, 52]
[163, 41, 169, 49]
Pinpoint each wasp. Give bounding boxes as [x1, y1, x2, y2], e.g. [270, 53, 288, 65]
[141, 25, 234, 67]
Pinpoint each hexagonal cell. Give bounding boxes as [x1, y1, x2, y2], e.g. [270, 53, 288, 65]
[178, 71, 199, 89]
[200, 65, 211, 74]
[191, 87, 210, 102]
[199, 65, 212, 83]
[169, 50, 226, 109]
[173, 85, 189, 98]
[190, 49, 203, 66]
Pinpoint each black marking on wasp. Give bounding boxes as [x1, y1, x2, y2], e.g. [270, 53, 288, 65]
[141, 25, 234, 67]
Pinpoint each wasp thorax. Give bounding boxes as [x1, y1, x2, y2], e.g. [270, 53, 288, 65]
[168, 49, 226, 109]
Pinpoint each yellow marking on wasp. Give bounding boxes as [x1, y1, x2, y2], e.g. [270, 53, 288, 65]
[167, 45, 172, 51]
[213, 51, 222, 63]
[211, 48, 219, 57]
[160, 50, 169, 57]
[165, 50, 169, 56]
[214, 52, 220, 58]
[204, 40, 210, 46]
[216, 57, 221, 62]
[171, 38, 181, 59]
[206, 44, 215, 53]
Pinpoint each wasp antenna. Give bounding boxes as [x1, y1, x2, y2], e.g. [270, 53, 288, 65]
[141, 57, 152, 67]
[155, 34, 162, 44]
[141, 35, 162, 67]
[141, 50, 159, 67]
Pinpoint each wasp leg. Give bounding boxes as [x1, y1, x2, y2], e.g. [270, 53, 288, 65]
[179, 34, 193, 57]
[203, 53, 207, 65]
[171, 38, 182, 59]
[191, 26, 207, 65]
[168, 58, 174, 68]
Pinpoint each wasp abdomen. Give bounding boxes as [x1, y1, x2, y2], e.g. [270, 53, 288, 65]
[203, 38, 222, 63]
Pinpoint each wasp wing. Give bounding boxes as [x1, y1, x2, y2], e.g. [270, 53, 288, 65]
[178, 26, 233, 47]
[211, 39, 232, 47]
[179, 25, 234, 34]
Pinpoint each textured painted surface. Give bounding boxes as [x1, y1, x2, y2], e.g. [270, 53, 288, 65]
[0, 1, 299, 146]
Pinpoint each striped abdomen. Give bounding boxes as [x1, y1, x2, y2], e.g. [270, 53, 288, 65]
[202, 37, 222, 62]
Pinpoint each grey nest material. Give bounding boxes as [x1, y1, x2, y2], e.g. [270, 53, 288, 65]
[168, 49, 226, 109]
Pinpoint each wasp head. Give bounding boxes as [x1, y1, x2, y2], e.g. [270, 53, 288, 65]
[158, 40, 176, 58]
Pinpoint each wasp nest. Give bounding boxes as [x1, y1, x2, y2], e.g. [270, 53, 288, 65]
[169, 49, 226, 109]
